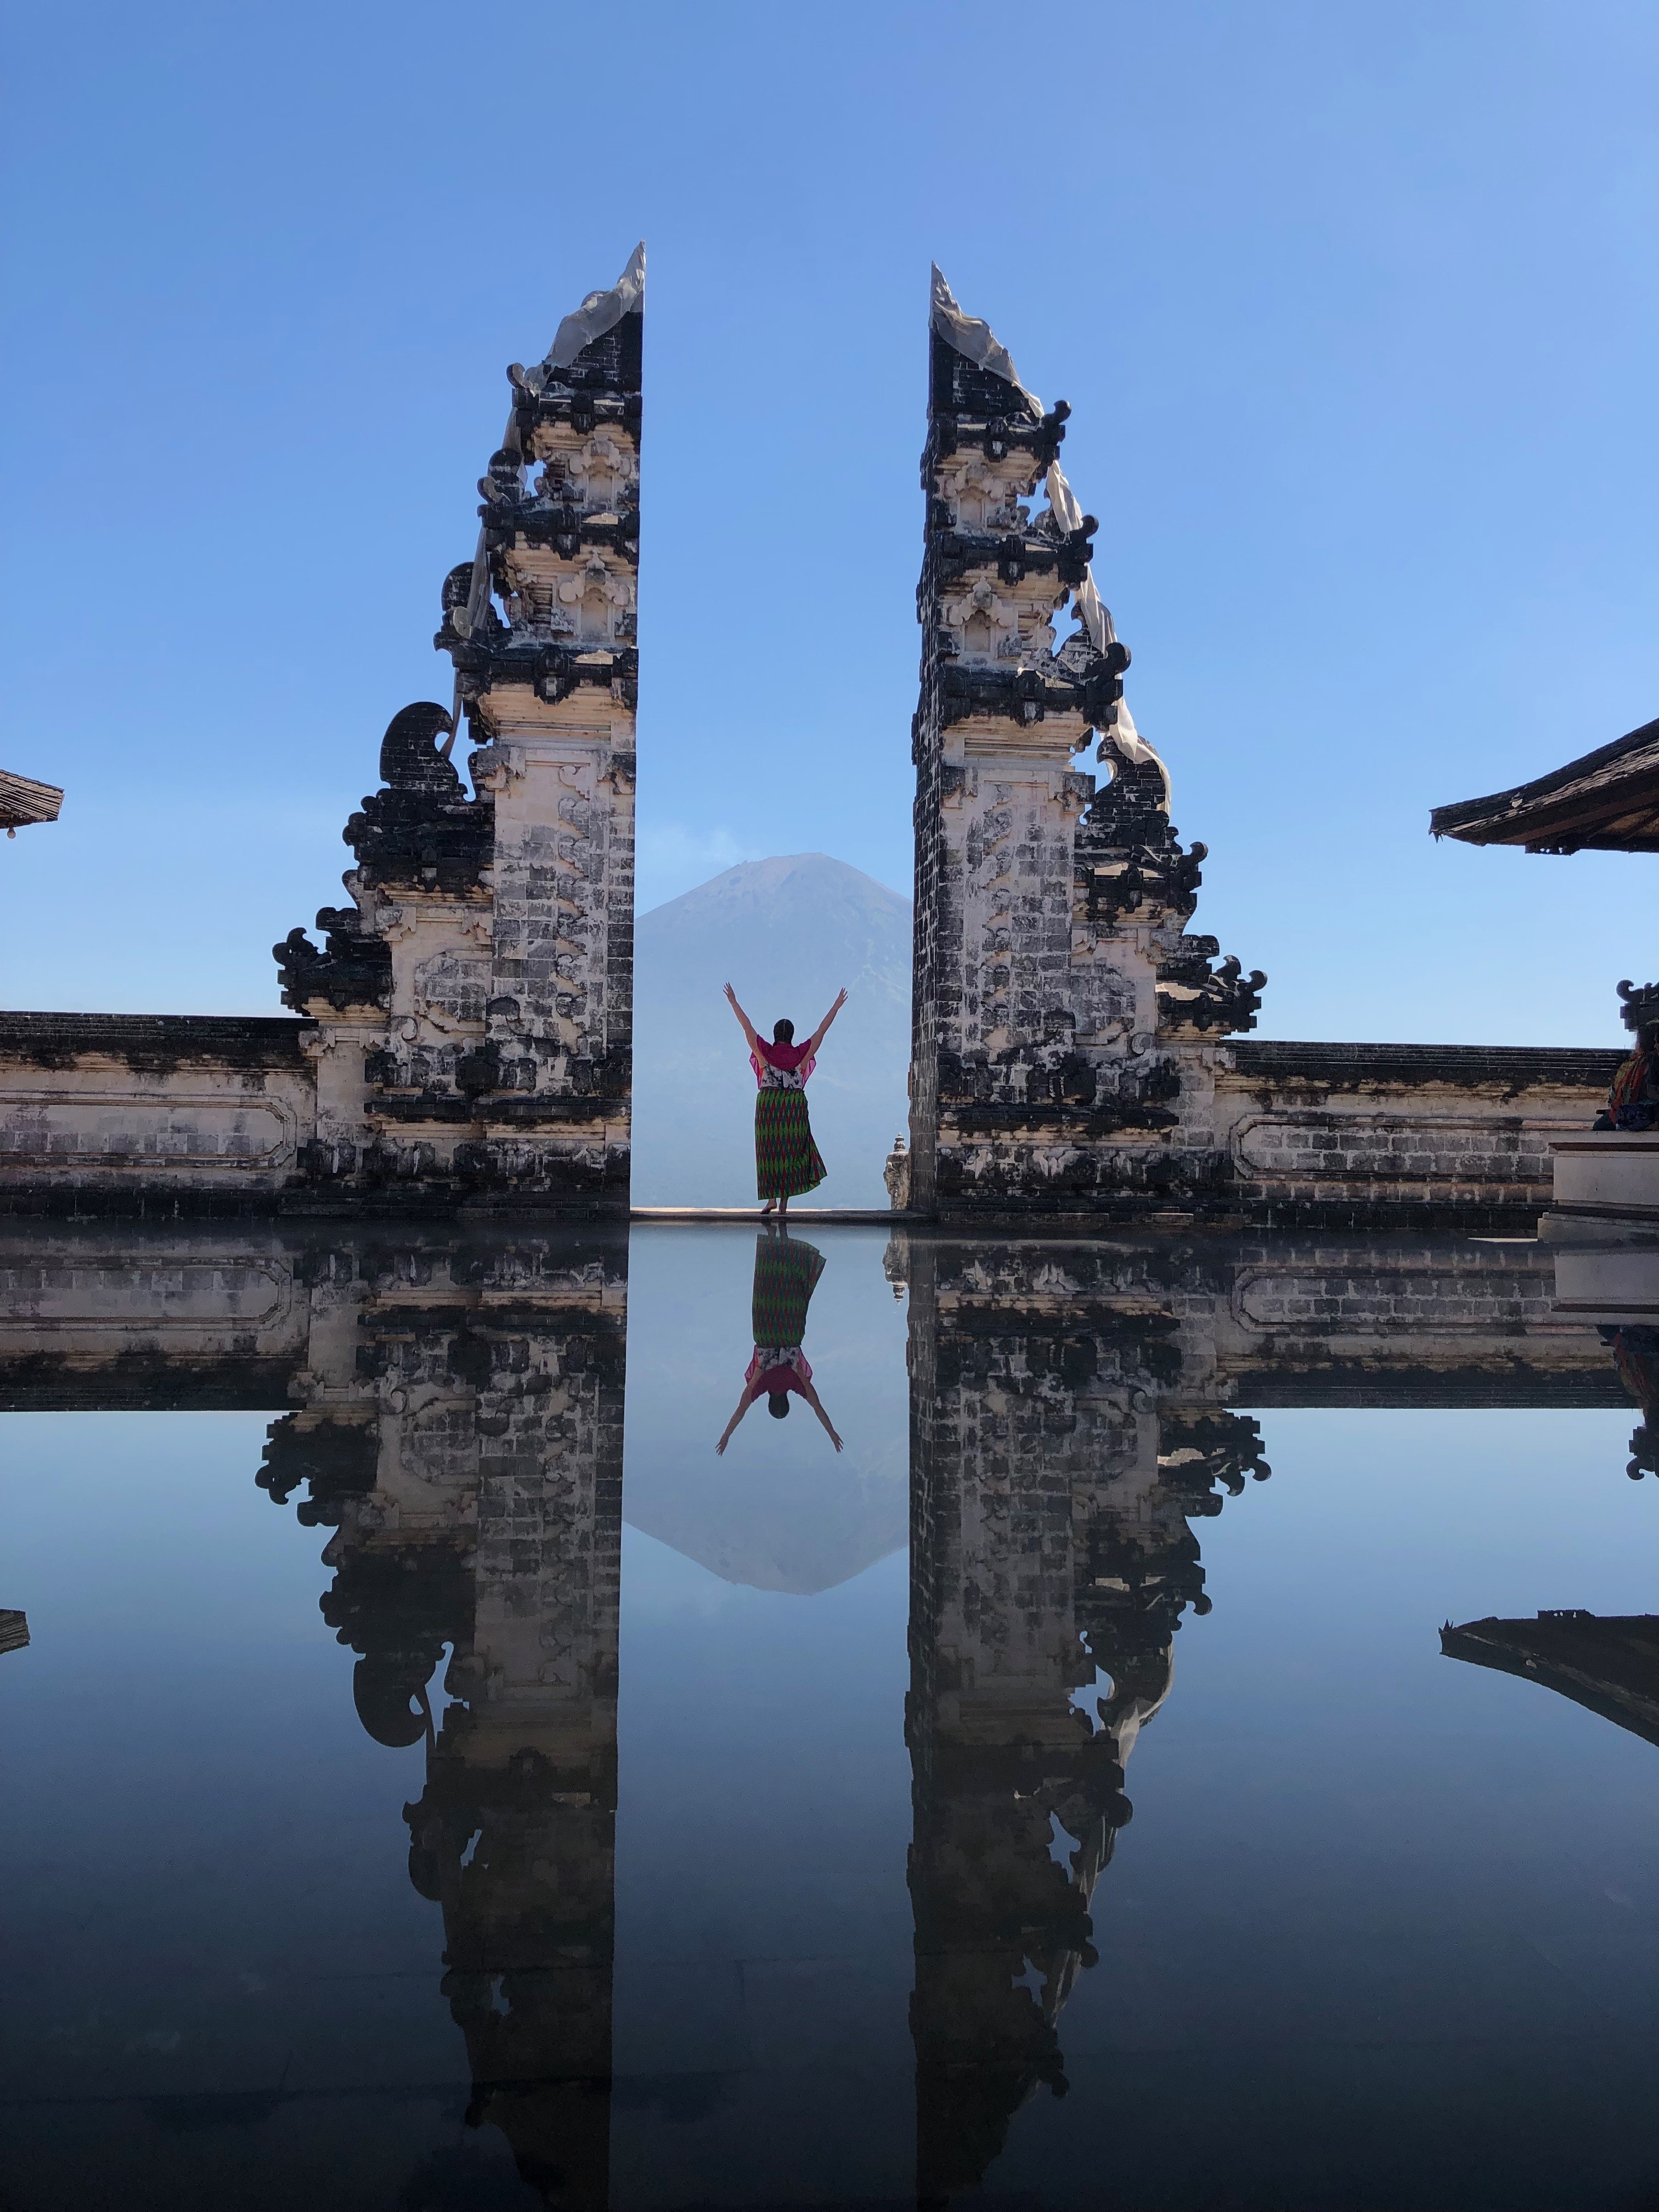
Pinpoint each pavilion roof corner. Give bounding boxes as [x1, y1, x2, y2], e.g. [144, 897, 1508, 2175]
[1430, 713, 1659, 853]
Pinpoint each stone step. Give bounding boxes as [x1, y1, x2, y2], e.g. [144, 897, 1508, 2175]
[630, 1207, 912, 1225]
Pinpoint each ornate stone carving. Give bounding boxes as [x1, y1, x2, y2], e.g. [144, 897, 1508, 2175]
[908, 274, 1267, 1216]
[273, 905, 391, 1014]
[270, 252, 642, 1207]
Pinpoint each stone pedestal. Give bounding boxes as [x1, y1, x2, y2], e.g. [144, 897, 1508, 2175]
[1544, 1132, 1659, 1242]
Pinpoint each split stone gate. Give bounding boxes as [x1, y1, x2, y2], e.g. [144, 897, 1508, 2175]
[0, 252, 1618, 1223]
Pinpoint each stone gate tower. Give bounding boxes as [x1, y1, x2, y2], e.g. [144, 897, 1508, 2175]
[274, 249, 642, 1210]
[909, 270, 1266, 1218]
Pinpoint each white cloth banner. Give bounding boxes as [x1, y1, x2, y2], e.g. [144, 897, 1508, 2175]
[545, 241, 646, 373]
[1043, 463, 1167, 800]
[929, 264, 1041, 406]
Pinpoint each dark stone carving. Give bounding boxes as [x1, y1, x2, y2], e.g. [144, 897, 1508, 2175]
[439, 309, 642, 722]
[438, 637, 639, 715]
[343, 702, 493, 895]
[1155, 938, 1268, 1036]
[273, 905, 391, 1014]
[1079, 749, 1207, 929]
[255, 1414, 377, 1524]
[274, 701, 492, 1014]
[323, 1547, 473, 1749]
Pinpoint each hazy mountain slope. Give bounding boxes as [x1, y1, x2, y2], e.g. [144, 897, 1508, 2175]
[632, 854, 911, 1207]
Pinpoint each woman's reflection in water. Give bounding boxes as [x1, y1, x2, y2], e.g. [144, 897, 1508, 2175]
[716, 1225, 843, 1455]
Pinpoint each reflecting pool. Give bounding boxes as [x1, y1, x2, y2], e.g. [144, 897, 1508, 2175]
[3, 1222, 1658, 2210]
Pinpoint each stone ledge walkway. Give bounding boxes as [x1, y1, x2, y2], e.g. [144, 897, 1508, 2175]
[630, 1206, 913, 1225]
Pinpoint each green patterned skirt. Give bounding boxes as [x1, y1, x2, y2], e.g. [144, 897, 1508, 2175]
[751, 1231, 827, 1345]
[754, 1087, 826, 1201]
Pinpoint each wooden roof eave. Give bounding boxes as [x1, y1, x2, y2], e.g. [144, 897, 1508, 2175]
[0, 769, 64, 831]
[1430, 714, 1659, 854]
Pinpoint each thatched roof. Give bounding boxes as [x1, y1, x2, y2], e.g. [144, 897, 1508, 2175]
[1442, 1610, 1659, 1748]
[1431, 714, 1659, 853]
[0, 769, 63, 833]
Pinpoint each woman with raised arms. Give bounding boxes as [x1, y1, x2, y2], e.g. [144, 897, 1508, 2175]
[723, 982, 847, 1218]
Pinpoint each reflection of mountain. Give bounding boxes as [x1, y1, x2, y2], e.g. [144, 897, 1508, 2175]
[623, 1443, 908, 1595]
[1442, 1611, 1659, 1750]
[619, 1223, 912, 1594]
[632, 854, 911, 1208]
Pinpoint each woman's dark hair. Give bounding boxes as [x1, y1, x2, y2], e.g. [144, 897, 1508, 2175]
[772, 1018, 795, 1044]
[767, 1392, 791, 1418]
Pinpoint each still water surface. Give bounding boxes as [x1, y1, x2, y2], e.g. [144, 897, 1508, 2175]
[2, 1223, 1657, 2210]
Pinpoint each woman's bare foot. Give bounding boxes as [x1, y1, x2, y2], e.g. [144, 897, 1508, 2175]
[760, 1199, 775, 1216]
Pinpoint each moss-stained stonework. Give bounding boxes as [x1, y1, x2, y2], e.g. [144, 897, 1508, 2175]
[909, 272, 1267, 1219]
[274, 250, 644, 1211]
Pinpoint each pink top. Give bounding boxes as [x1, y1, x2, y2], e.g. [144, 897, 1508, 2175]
[745, 1348, 814, 1402]
[750, 1036, 817, 1089]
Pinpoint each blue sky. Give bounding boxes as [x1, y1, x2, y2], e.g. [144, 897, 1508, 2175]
[2, 0, 1654, 1043]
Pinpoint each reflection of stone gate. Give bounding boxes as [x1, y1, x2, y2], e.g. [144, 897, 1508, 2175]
[0, 1224, 624, 2210]
[256, 1234, 626, 2211]
[0, 1220, 1644, 2200]
[888, 1227, 1626, 2198]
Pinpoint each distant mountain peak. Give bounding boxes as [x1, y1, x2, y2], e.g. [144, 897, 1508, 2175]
[640, 852, 910, 924]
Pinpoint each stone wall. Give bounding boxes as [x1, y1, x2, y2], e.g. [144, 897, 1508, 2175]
[0, 1014, 315, 1220]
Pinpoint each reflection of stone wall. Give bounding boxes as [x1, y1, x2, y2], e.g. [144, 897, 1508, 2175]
[886, 1229, 1624, 1408]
